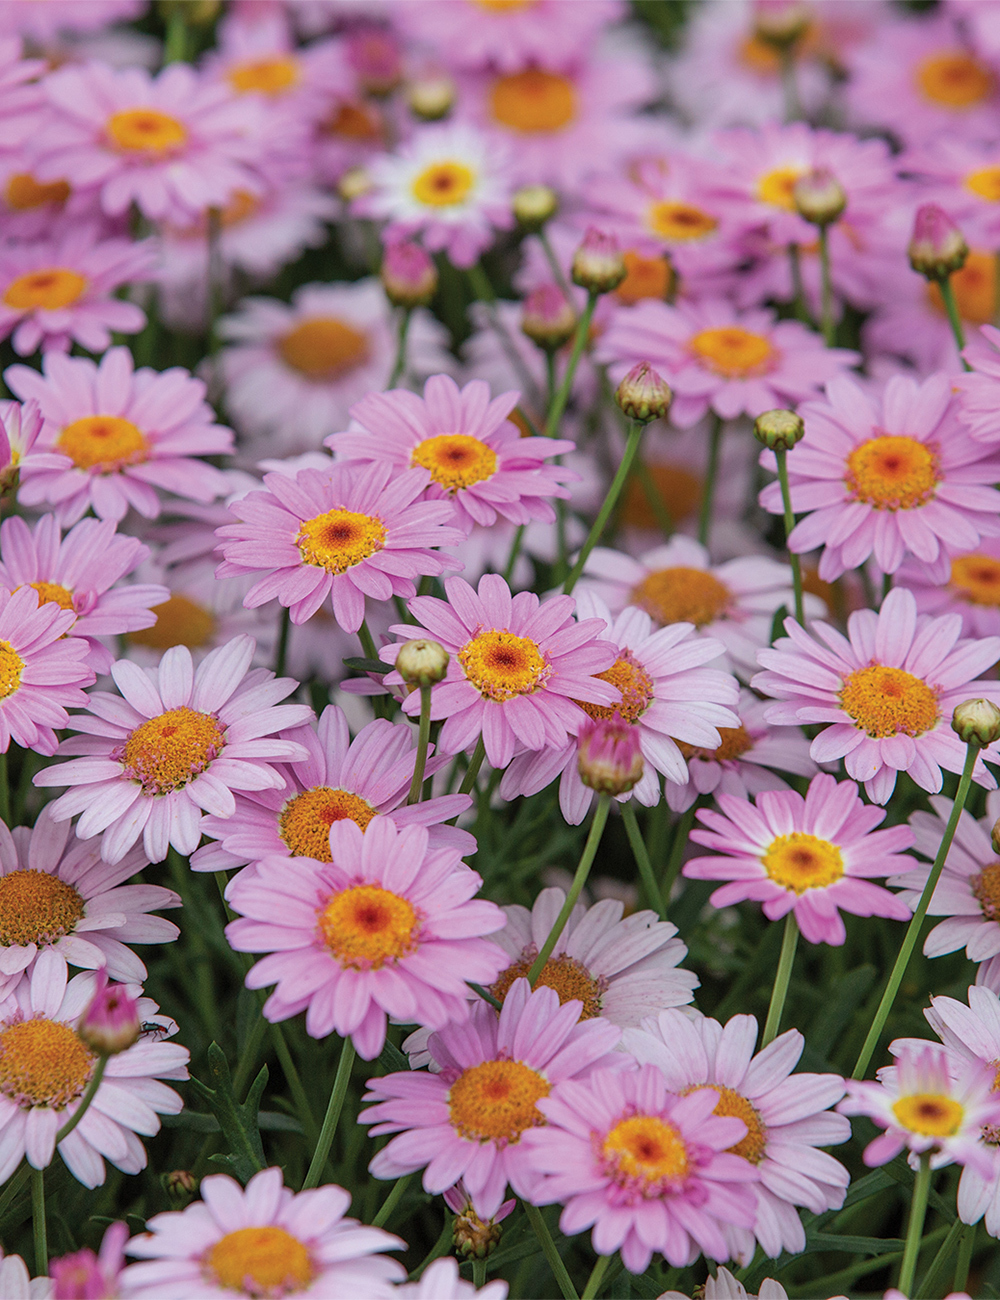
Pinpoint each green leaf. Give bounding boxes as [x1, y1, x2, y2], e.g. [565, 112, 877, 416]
[809, 964, 877, 1061]
[769, 603, 790, 646]
[378, 1038, 409, 1074]
[342, 656, 386, 675]
[186, 1042, 267, 1184]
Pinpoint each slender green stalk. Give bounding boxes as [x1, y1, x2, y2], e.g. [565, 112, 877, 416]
[528, 795, 611, 984]
[545, 291, 597, 439]
[787, 244, 810, 323]
[358, 619, 379, 661]
[388, 308, 413, 388]
[206, 206, 222, 354]
[954, 1221, 975, 1295]
[407, 685, 433, 804]
[779, 48, 802, 122]
[818, 225, 835, 346]
[0, 749, 9, 827]
[467, 982, 502, 1011]
[761, 912, 800, 1047]
[774, 447, 805, 626]
[31, 1166, 46, 1276]
[0, 1162, 29, 1222]
[697, 415, 724, 549]
[622, 800, 665, 919]
[473, 1258, 487, 1289]
[897, 1151, 932, 1298]
[582, 1252, 611, 1300]
[274, 607, 291, 678]
[564, 420, 645, 594]
[457, 735, 487, 798]
[853, 741, 979, 1079]
[523, 1202, 579, 1300]
[661, 804, 697, 914]
[371, 1173, 412, 1228]
[636, 459, 674, 537]
[55, 1055, 108, 1146]
[269, 1022, 318, 1148]
[540, 230, 574, 301]
[915, 1215, 963, 1299]
[303, 1035, 356, 1189]
[503, 524, 526, 582]
[994, 251, 1000, 329]
[545, 350, 558, 409]
[938, 276, 970, 366]
[231, 1013, 268, 1101]
[163, 5, 188, 63]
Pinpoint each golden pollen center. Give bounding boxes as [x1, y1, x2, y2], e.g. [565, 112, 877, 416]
[489, 953, 603, 1019]
[318, 884, 418, 970]
[5, 174, 70, 211]
[57, 415, 149, 474]
[971, 861, 1000, 922]
[757, 166, 804, 211]
[411, 434, 498, 490]
[411, 161, 476, 208]
[127, 594, 215, 652]
[106, 107, 188, 154]
[0, 1018, 93, 1109]
[691, 1084, 767, 1163]
[278, 786, 377, 862]
[458, 630, 548, 701]
[0, 641, 24, 700]
[676, 724, 754, 763]
[0, 871, 85, 949]
[3, 267, 87, 312]
[449, 1058, 550, 1143]
[277, 317, 370, 380]
[615, 250, 675, 305]
[892, 1093, 965, 1136]
[623, 463, 701, 526]
[603, 1114, 689, 1186]
[25, 582, 74, 612]
[324, 100, 382, 142]
[206, 1225, 314, 1295]
[951, 554, 1000, 606]
[762, 832, 844, 893]
[474, 0, 536, 9]
[966, 166, 1000, 203]
[689, 326, 774, 377]
[295, 508, 387, 574]
[121, 707, 225, 795]
[916, 52, 994, 109]
[630, 566, 730, 628]
[489, 69, 577, 133]
[839, 664, 939, 738]
[576, 653, 653, 724]
[928, 248, 996, 325]
[845, 435, 939, 510]
[227, 55, 301, 97]
[647, 200, 718, 242]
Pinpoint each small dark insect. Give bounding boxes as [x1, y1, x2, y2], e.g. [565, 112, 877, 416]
[139, 1021, 169, 1041]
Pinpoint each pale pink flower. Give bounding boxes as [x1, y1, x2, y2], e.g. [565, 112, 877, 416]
[0, 398, 59, 494]
[49, 1221, 126, 1300]
[396, 1256, 508, 1300]
[956, 324, 1000, 444]
[896, 537, 1000, 639]
[661, 1267, 789, 1300]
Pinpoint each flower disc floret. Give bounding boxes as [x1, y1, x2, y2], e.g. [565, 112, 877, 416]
[458, 630, 548, 701]
[279, 787, 377, 860]
[630, 567, 731, 628]
[449, 1058, 550, 1144]
[489, 70, 577, 132]
[319, 885, 419, 971]
[972, 862, 1000, 921]
[106, 108, 187, 154]
[411, 434, 497, 491]
[205, 1226, 314, 1294]
[839, 665, 939, 739]
[121, 708, 225, 796]
[57, 417, 148, 474]
[0, 1017, 92, 1109]
[577, 654, 654, 724]
[893, 1093, 964, 1136]
[278, 318, 370, 380]
[296, 508, 387, 575]
[951, 555, 1000, 606]
[602, 1113, 690, 1190]
[845, 436, 940, 510]
[690, 327, 774, 377]
[411, 161, 476, 207]
[917, 52, 994, 108]
[4, 268, 87, 311]
[490, 953, 604, 1020]
[0, 642, 23, 699]
[0, 872, 84, 948]
[762, 833, 844, 893]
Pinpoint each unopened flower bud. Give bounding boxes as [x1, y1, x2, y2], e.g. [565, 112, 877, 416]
[521, 284, 576, 352]
[952, 698, 1000, 747]
[577, 714, 644, 795]
[78, 977, 141, 1056]
[909, 204, 969, 280]
[445, 1183, 514, 1259]
[338, 166, 372, 203]
[381, 241, 438, 308]
[615, 362, 672, 423]
[164, 1169, 198, 1202]
[754, 408, 805, 451]
[792, 167, 847, 227]
[407, 74, 455, 121]
[396, 638, 449, 687]
[513, 184, 558, 231]
[753, 0, 812, 50]
[571, 227, 627, 295]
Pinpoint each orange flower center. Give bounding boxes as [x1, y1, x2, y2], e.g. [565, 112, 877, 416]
[893, 1092, 964, 1135]
[5, 174, 70, 211]
[57, 415, 149, 474]
[318, 884, 418, 970]
[928, 249, 996, 325]
[449, 1058, 550, 1143]
[458, 630, 548, 701]
[630, 566, 731, 628]
[122, 707, 226, 794]
[647, 200, 718, 243]
[411, 161, 476, 208]
[473, 0, 536, 9]
[676, 724, 754, 763]
[0, 1018, 93, 1109]
[762, 832, 844, 893]
[323, 100, 383, 142]
[127, 595, 215, 652]
[622, 464, 702, 526]
[227, 55, 301, 97]
[615, 251, 675, 306]
[844, 436, 939, 511]
[296, 508, 386, 574]
[840, 664, 939, 738]
[278, 787, 377, 861]
[965, 166, 1000, 203]
[3, 267, 87, 312]
[971, 861, 1000, 922]
[24, 581, 74, 612]
[686, 1084, 767, 1163]
[0, 642, 24, 700]
[757, 166, 804, 211]
[277, 317, 370, 380]
[916, 51, 994, 109]
[950, 554, 1000, 606]
[489, 953, 603, 1019]
[205, 1226, 314, 1294]
[411, 434, 497, 491]
[603, 1113, 689, 1188]
[689, 326, 774, 377]
[576, 652, 654, 724]
[489, 69, 577, 133]
[0, 870, 85, 948]
[106, 107, 188, 154]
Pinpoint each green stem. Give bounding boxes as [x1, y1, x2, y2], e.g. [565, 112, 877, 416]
[788, 243, 810, 323]
[853, 741, 979, 1079]
[407, 685, 433, 805]
[621, 800, 665, 919]
[661, 804, 697, 914]
[779, 47, 802, 121]
[774, 447, 805, 626]
[231, 1013, 268, 1101]
[636, 459, 674, 538]
[938, 275, 970, 366]
[503, 524, 526, 583]
[0, 749, 9, 827]
[915, 1215, 963, 1299]
[269, 1022, 318, 1149]
[274, 607, 291, 679]
[523, 1202, 578, 1300]
[527, 795, 611, 985]
[163, 6, 188, 63]
[818, 224, 834, 346]
[545, 291, 597, 439]
[303, 1035, 355, 1190]
[540, 230, 574, 301]
[545, 349, 558, 409]
[582, 1252, 611, 1300]
[897, 1151, 932, 1298]
[954, 1221, 975, 1295]
[388, 308, 412, 388]
[371, 1173, 412, 1228]
[55, 1055, 108, 1146]
[697, 415, 724, 549]
[761, 912, 799, 1047]
[994, 251, 1000, 329]
[207, 206, 222, 354]
[473, 1258, 487, 1289]
[564, 420, 645, 594]
[31, 1166, 46, 1277]
[457, 735, 487, 797]
[358, 619, 378, 661]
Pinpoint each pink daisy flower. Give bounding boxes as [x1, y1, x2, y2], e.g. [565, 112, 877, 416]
[622, 1009, 850, 1262]
[905, 137, 1000, 249]
[0, 583, 94, 756]
[36, 60, 266, 223]
[522, 1062, 759, 1273]
[326, 374, 575, 533]
[214, 460, 464, 634]
[0, 956, 188, 1187]
[8, 347, 233, 527]
[0, 1247, 47, 1299]
[226, 816, 507, 1060]
[190, 704, 476, 876]
[956, 324, 1000, 444]
[49, 1222, 127, 1300]
[684, 774, 914, 946]
[361, 978, 622, 1219]
[122, 1166, 405, 1298]
[759, 373, 1000, 583]
[34, 636, 312, 865]
[662, 1266, 790, 1300]
[0, 803, 178, 998]
[0, 513, 167, 673]
[0, 397, 59, 495]
[380, 573, 620, 770]
[752, 586, 1000, 804]
[896, 537, 1000, 639]
[397, 1256, 508, 1300]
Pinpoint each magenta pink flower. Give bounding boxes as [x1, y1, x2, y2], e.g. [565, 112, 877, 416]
[0, 398, 59, 493]
[215, 460, 464, 634]
[896, 537, 1000, 640]
[957, 323, 1000, 444]
[226, 816, 507, 1059]
[50, 1221, 127, 1300]
[685, 774, 914, 946]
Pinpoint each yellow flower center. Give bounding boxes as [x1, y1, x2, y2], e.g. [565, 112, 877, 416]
[916, 51, 994, 109]
[24, 581, 74, 612]
[411, 161, 476, 208]
[603, 1114, 689, 1187]
[411, 434, 497, 491]
[690, 326, 774, 377]
[615, 251, 675, 306]
[928, 248, 996, 325]
[277, 317, 370, 380]
[630, 566, 731, 628]
[5, 174, 70, 211]
[489, 953, 603, 1019]
[205, 1226, 314, 1295]
[318, 884, 418, 970]
[844, 436, 939, 511]
[489, 69, 577, 133]
[892, 1092, 964, 1136]
[757, 166, 804, 212]
[739, 33, 783, 74]
[227, 55, 301, 97]
[458, 630, 548, 701]
[676, 724, 754, 764]
[971, 861, 1000, 922]
[576, 653, 654, 724]
[685, 1084, 767, 1163]
[127, 595, 215, 652]
[762, 832, 844, 893]
[950, 554, 1000, 606]
[57, 415, 149, 474]
[622, 464, 701, 526]
[474, 0, 536, 9]
[278, 787, 377, 861]
[0, 871, 85, 948]
[966, 166, 1000, 203]
[106, 107, 188, 154]
[449, 1058, 550, 1143]
[295, 508, 387, 575]
[646, 200, 718, 243]
[219, 189, 261, 228]
[0, 1018, 93, 1109]
[839, 664, 939, 738]
[0, 641, 24, 700]
[121, 707, 226, 795]
[323, 100, 382, 142]
[3, 267, 87, 312]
